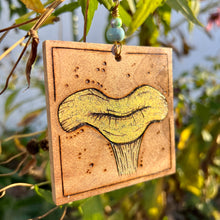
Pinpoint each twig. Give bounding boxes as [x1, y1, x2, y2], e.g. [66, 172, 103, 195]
[0, 16, 40, 33]
[0, 30, 10, 43]
[0, 153, 28, 177]
[0, 36, 27, 61]
[0, 152, 26, 165]
[0, 0, 66, 95]
[0, 190, 6, 199]
[0, 36, 31, 95]
[30, 180, 50, 190]
[0, 182, 33, 198]
[60, 206, 67, 220]
[28, 206, 59, 220]
[3, 130, 46, 142]
[0, 182, 33, 192]
[32, 0, 65, 31]
[201, 138, 219, 178]
[83, 0, 90, 42]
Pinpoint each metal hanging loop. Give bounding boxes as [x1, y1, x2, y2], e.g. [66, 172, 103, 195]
[113, 41, 122, 62]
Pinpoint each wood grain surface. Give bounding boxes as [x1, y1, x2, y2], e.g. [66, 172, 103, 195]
[43, 40, 175, 205]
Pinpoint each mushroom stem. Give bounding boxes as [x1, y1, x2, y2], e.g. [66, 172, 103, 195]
[111, 137, 142, 175]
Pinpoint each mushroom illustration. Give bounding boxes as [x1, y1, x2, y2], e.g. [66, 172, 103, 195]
[58, 85, 168, 175]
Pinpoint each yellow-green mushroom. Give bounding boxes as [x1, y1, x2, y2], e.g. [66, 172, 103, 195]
[58, 85, 168, 175]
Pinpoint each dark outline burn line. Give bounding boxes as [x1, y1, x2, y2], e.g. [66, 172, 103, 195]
[57, 85, 167, 145]
[58, 136, 65, 196]
[51, 48, 56, 102]
[59, 133, 173, 197]
[51, 46, 173, 198]
[126, 52, 168, 56]
[169, 118, 173, 169]
[51, 47, 170, 102]
[166, 54, 170, 96]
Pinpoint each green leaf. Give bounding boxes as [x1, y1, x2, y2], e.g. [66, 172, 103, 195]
[16, 15, 57, 31]
[108, 210, 124, 220]
[127, 0, 164, 36]
[177, 140, 205, 196]
[118, 5, 132, 27]
[9, 0, 28, 17]
[5, 90, 19, 116]
[45, 161, 51, 182]
[158, 4, 171, 35]
[103, 184, 140, 206]
[34, 185, 54, 204]
[210, 165, 220, 176]
[177, 125, 194, 150]
[142, 180, 165, 219]
[201, 129, 212, 142]
[15, 11, 35, 25]
[53, 2, 80, 16]
[5, 96, 42, 119]
[79, 196, 105, 220]
[188, 0, 200, 31]
[97, 0, 114, 10]
[200, 1, 220, 14]
[142, 15, 160, 46]
[18, 107, 45, 126]
[126, 0, 136, 14]
[80, 0, 99, 36]
[166, 0, 202, 27]
[67, 198, 89, 208]
[15, 10, 57, 31]
[205, 176, 218, 199]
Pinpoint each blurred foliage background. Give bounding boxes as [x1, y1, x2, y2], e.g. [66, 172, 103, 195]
[0, 0, 220, 219]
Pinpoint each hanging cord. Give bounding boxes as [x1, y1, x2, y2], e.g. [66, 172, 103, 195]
[0, 0, 65, 94]
[112, 0, 120, 18]
[112, 0, 122, 61]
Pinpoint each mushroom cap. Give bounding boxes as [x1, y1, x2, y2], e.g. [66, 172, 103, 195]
[58, 85, 168, 144]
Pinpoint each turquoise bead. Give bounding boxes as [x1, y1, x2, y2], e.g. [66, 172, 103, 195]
[106, 27, 125, 42]
[111, 17, 122, 27]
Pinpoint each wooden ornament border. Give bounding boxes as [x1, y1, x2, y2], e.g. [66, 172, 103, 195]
[43, 41, 175, 205]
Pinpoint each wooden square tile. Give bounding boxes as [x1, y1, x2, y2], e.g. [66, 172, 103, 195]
[43, 41, 175, 205]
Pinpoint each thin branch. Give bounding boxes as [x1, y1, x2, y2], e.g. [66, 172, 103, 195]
[0, 35, 27, 61]
[201, 137, 219, 178]
[0, 16, 40, 33]
[32, 0, 65, 31]
[0, 153, 28, 177]
[3, 130, 46, 142]
[60, 206, 67, 220]
[0, 152, 26, 165]
[0, 30, 10, 44]
[30, 181, 50, 190]
[0, 182, 34, 192]
[0, 36, 31, 95]
[28, 206, 59, 220]
[83, 0, 90, 42]
[0, 0, 66, 95]
[0, 190, 6, 199]
[23, 0, 65, 89]
[0, 182, 33, 198]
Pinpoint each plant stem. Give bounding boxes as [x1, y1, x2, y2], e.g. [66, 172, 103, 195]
[83, 0, 90, 42]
